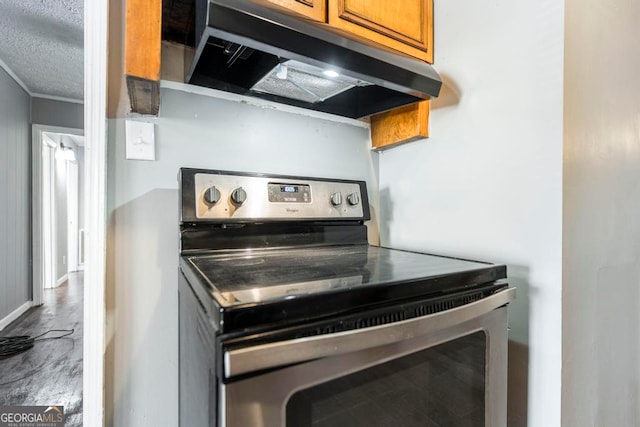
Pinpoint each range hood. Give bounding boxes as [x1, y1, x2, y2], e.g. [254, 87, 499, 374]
[187, 0, 442, 119]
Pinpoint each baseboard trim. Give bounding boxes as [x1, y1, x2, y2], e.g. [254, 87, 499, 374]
[0, 301, 33, 331]
[55, 273, 69, 288]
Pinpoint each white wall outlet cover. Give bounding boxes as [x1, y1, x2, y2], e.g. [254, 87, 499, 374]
[125, 120, 156, 161]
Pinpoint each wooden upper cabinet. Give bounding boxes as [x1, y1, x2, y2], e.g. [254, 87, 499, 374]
[267, 0, 327, 22]
[327, 0, 433, 63]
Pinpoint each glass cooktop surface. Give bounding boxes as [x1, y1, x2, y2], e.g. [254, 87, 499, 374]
[184, 245, 505, 307]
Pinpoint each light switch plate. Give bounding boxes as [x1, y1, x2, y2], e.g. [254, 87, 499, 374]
[125, 120, 155, 161]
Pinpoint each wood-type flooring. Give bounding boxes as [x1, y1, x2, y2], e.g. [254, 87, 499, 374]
[0, 272, 83, 426]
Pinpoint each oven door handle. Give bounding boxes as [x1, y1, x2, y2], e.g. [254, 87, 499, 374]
[224, 287, 515, 378]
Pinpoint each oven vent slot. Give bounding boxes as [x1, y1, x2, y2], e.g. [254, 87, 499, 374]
[356, 311, 407, 329]
[414, 293, 482, 317]
[294, 291, 486, 340]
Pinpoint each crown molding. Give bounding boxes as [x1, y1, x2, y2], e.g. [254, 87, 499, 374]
[32, 93, 84, 104]
[0, 56, 30, 95]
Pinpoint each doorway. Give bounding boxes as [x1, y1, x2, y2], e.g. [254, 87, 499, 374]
[32, 125, 85, 305]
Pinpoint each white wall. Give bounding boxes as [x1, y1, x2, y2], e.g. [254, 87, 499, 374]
[378, 1, 564, 426]
[54, 151, 68, 280]
[105, 88, 378, 426]
[0, 66, 31, 325]
[562, 0, 640, 424]
[74, 143, 85, 232]
[63, 136, 85, 268]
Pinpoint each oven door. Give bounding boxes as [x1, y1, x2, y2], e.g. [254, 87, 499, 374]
[221, 287, 514, 427]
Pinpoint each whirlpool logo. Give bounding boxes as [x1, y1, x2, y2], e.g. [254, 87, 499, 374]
[0, 406, 65, 426]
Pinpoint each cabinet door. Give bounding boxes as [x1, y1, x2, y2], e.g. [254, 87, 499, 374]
[267, 0, 327, 22]
[328, 0, 433, 63]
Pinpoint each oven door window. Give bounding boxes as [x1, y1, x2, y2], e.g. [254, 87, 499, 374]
[286, 331, 486, 427]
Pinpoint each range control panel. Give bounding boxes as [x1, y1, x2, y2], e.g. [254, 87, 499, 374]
[181, 169, 369, 222]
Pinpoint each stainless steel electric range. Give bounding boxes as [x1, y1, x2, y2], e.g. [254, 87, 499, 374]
[178, 168, 515, 427]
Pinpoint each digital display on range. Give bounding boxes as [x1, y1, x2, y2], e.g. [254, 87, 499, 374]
[269, 183, 311, 203]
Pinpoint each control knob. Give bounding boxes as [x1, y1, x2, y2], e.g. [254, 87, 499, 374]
[347, 192, 360, 206]
[231, 187, 247, 205]
[330, 192, 343, 206]
[203, 186, 221, 205]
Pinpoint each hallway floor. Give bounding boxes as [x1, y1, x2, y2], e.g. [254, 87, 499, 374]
[0, 272, 83, 426]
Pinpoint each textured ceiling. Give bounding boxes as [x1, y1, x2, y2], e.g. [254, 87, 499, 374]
[0, 0, 83, 100]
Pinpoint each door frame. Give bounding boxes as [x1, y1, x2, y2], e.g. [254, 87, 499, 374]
[31, 125, 83, 305]
[84, 0, 108, 424]
[67, 160, 79, 273]
[42, 135, 56, 290]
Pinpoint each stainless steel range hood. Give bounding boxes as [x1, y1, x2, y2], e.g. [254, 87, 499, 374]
[187, 0, 442, 118]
